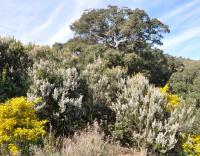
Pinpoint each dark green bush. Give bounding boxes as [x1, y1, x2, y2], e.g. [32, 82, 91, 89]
[0, 37, 32, 102]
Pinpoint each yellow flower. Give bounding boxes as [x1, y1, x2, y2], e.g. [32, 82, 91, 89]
[33, 97, 43, 104]
[182, 134, 200, 156]
[8, 144, 19, 155]
[0, 97, 47, 154]
[160, 84, 180, 111]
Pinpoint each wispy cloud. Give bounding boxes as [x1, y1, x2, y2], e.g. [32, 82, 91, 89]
[173, 7, 200, 26]
[160, 0, 200, 21]
[47, 0, 101, 45]
[46, 16, 75, 45]
[22, 1, 67, 41]
[162, 27, 200, 50]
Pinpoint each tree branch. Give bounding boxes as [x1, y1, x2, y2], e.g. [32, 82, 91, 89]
[90, 30, 116, 48]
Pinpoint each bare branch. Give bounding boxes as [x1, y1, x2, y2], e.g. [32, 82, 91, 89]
[90, 31, 106, 42]
[113, 34, 128, 49]
[90, 30, 129, 49]
[90, 30, 116, 48]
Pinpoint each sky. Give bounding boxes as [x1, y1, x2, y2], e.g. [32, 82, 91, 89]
[0, 0, 200, 59]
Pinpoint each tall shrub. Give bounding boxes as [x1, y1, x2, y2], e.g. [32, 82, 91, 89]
[28, 59, 83, 136]
[82, 58, 127, 126]
[110, 74, 195, 153]
[0, 37, 31, 102]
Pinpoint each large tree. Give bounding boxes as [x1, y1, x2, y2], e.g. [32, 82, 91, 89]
[70, 6, 169, 51]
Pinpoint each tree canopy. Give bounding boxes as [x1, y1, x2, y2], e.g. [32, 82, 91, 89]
[71, 6, 169, 51]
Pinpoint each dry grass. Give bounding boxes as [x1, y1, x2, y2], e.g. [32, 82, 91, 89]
[33, 122, 147, 156]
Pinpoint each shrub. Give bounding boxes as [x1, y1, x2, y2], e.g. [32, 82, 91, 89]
[169, 60, 200, 136]
[0, 97, 46, 155]
[159, 84, 200, 156]
[28, 59, 84, 136]
[27, 45, 53, 61]
[110, 74, 195, 154]
[182, 134, 200, 156]
[0, 37, 32, 102]
[123, 53, 144, 74]
[82, 58, 127, 128]
[103, 49, 122, 67]
[160, 84, 180, 111]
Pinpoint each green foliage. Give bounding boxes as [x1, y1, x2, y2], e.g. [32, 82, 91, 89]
[65, 5, 179, 86]
[136, 48, 173, 86]
[123, 53, 144, 74]
[71, 6, 169, 51]
[169, 59, 200, 138]
[63, 38, 91, 54]
[0, 37, 32, 102]
[103, 49, 122, 67]
[27, 45, 52, 61]
[62, 40, 177, 86]
[79, 44, 106, 66]
[169, 59, 200, 106]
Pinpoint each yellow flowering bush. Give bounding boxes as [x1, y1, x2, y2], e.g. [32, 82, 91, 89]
[182, 134, 200, 156]
[160, 84, 200, 155]
[0, 97, 47, 155]
[160, 83, 180, 111]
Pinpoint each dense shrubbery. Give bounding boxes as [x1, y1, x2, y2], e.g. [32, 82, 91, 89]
[169, 59, 200, 107]
[0, 5, 199, 156]
[60, 40, 179, 86]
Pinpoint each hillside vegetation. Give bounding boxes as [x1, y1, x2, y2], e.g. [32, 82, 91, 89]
[0, 6, 200, 156]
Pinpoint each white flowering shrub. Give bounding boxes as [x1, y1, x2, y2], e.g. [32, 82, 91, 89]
[82, 58, 127, 106]
[111, 74, 195, 153]
[82, 58, 127, 126]
[27, 59, 83, 136]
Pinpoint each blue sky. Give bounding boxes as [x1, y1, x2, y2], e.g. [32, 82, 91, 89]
[0, 0, 200, 59]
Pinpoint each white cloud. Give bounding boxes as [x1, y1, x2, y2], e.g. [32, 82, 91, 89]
[160, 0, 200, 21]
[173, 7, 200, 26]
[161, 27, 200, 50]
[46, 16, 74, 45]
[46, 0, 101, 45]
[22, 1, 67, 41]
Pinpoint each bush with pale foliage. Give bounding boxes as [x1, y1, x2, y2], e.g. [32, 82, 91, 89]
[110, 74, 195, 153]
[28, 59, 83, 136]
[82, 58, 127, 128]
